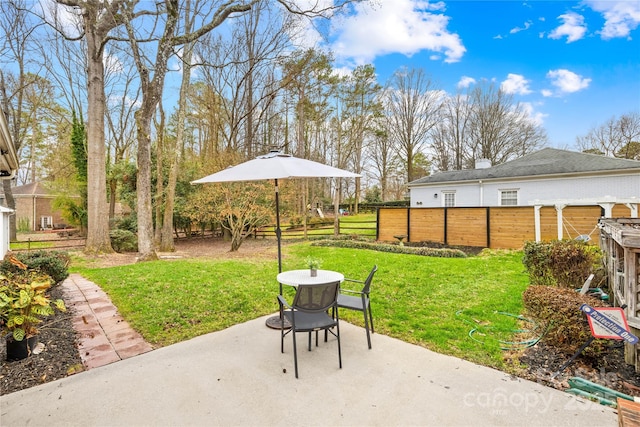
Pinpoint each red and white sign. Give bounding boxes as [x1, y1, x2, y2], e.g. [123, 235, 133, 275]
[580, 304, 638, 344]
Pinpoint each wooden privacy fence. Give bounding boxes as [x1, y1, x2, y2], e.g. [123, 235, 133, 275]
[378, 204, 636, 249]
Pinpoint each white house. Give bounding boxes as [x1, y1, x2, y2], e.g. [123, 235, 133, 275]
[408, 148, 640, 215]
[0, 111, 19, 258]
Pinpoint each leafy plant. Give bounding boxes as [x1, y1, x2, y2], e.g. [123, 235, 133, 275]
[304, 256, 321, 270]
[0, 273, 66, 341]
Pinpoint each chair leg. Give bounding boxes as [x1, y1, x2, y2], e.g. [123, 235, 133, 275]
[368, 302, 374, 334]
[336, 322, 342, 369]
[292, 329, 299, 379]
[363, 308, 372, 350]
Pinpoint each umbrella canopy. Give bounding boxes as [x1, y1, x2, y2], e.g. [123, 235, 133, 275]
[191, 151, 360, 184]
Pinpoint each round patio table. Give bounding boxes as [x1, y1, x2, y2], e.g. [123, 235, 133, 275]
[265, 269, 345, 330]
[276, 269, 344, 287]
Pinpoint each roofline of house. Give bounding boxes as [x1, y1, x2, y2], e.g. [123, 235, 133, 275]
[0, 112, 18, 178]
[408, 168, 640, 188]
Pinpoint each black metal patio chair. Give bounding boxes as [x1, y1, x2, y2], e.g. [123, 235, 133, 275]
[337, 265, 377, 349]
[278, 281, 342, 379]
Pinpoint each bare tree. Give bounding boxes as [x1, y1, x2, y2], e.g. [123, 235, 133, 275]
[366, 126, 399, 201]
[51, 0, 357, 261]
[431, 90, 471, 171]
[382, 67, 442, 182]
[0, 0, 48, 238]
[576, 111, 640, 159]
[339, 64, 381, 213]
[466, 81, 546, 167]
[52, 0, 138, 254]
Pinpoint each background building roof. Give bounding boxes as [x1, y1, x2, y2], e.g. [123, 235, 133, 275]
[409, 148, 640, 186]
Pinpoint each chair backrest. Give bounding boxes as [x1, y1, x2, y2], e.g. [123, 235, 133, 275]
[361, 265, 378, 294]
[292, 281, 340, 313]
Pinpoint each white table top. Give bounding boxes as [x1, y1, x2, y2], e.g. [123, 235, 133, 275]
[277, 269, 344, 287]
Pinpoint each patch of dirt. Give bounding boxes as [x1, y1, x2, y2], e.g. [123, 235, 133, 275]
[514, 341, 640, 399]
[3, 236, 640, 402]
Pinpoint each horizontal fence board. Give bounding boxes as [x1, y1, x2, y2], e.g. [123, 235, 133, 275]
[489, 207, 535, 249]
[562, 206, 602, 240]
[409, 208, 445, 243]
[446, 208, 488, 247]
[378, 208, 408, 241]
[379, 203, 639, 250]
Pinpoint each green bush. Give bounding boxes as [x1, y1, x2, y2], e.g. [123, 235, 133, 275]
[111, 214, 137, 233]
[522, 240, 603, 289]
[110, 229, 138, 253]
[312, 239, 466, 258]
[0, 250, 70, 285]
[523, 285, 607, 356]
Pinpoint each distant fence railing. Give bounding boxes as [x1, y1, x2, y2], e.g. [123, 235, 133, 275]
[377, 204, 638, 249]
[254, 218, 377, 239]
[10, 237, 86, 252]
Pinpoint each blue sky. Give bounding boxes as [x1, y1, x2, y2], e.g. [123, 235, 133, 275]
[324, 0, 640, 149]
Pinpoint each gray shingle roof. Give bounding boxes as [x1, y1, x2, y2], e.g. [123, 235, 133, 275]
[409, 148, 640, 186]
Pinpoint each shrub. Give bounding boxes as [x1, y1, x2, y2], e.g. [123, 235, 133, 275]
[312, 239, 467, 258]
[110, 229, 138, 253]
[522, 240, 603, 289]
[0, 250, 70, 285]
[111, 214, 137, 233]
[523, 285, 608, 356]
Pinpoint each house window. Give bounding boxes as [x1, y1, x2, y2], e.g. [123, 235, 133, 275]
[500, 189, 518, 206]
[443, 192, 456, 207]
[40, 216, 53, 230]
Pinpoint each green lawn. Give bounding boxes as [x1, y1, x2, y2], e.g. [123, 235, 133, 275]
[71, 242, 530, 370]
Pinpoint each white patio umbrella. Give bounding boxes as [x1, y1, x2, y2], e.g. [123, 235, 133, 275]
[191, 150, 360, 328]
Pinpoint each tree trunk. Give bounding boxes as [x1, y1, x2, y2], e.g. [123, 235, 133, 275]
[84, 21, 113, 254]
[135, 109, 158, 261]
[155, 107, 165, 246]
[160, 37, 194, 252]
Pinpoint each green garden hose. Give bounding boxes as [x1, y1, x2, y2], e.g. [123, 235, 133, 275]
[456, 310, 551, 350]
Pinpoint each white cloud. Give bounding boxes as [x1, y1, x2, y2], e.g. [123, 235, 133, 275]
[548, 12, 587, 43]
[519, 102, 547, 127]
[510, 20, 533, 34]
[40, 0, 83, 38]
[584, 0, 640, 39]
[104, 53, 124, 75]
[544, 69, 591, 96]
[457, 76, 475, 89]
[501, 74, 532, 95]
[330, 0, 466, 66]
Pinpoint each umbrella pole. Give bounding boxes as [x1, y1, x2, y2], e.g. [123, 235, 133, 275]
[275, 179, 282, 275]
[266, 178, 291, 330]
